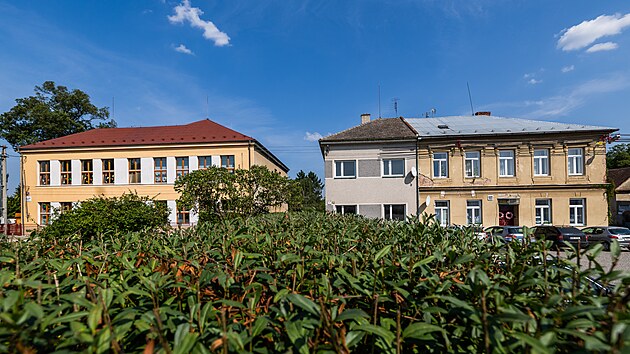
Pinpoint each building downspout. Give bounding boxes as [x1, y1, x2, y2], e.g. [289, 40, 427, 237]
[20, 154, 25, 235]
[416, 137, 420, 218]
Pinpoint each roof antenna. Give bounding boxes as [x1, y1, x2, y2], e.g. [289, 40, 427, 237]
[206, 95, 209, 119]
[431, 108, 436, 118]
[467, 82, 475, 116]
[111, 97, 115, 120]
[378, 83, 382, 118]
[392, 98, 399, 116]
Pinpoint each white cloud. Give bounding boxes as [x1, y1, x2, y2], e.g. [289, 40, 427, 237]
[586, 41, 619, 53]
[304, 132, 323, 142]
[561, 65, 575, 73]
[557, 13, 630, 51]
[528, 79, 542, 85]
[168, 0, 230, 47]
[174, 44, 194, 55]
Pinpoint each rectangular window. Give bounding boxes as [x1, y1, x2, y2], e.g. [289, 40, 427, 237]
[466, 200, 482, 225]
[433, 152, 448, 178]
[383, 159, 404, 177]
[384, 204, 406, 221]
[568, 148, 584, 175]
[102, 159, 114, 184]
[60, 202, 73, 213]
[81, 160, 93, 185]
[39, 161, 50, 185]
[533, 149, 549, 176]
[176, 157, 189, 179]
[498, 150, 515, 177]
[464, 151, 481, 178]
[569, 198, 586, 226]
[128, 158, 141, 184]
[221, 155, 235, 173]
[154, 157, 167, 184]
[334, 160, 356, 178]
[40, 202, 51, 225]
[60, 160, 72, 185]
[198, 156, 212, 169]
[335, 205, 357, 215]
[535, 199, 552, 225]
[435, 200, 450, 226]
[176, 204, 190, 225]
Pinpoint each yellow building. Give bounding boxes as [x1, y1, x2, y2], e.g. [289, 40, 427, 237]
[320, 113, 617, 227]
[19, 119, 288, 232]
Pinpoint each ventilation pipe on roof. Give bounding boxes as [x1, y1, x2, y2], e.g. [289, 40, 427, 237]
[474, 111, 491, 116]
[361, 113, 371, 124]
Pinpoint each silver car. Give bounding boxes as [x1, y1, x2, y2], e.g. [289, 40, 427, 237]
[581, 226, 630, 251]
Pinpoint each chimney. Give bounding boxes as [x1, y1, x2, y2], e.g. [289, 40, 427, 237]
[361, 113, 371, 124]
[474, 111, 491, 116]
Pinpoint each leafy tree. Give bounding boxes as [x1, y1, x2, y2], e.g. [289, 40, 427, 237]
[6, 186, 20, 218]
[290, 170, 324, 211]
[0, 81, 116, 150]
[40, 193, 169, 240]
[607, 143, 630, 169]
[175, 165, 297, 221]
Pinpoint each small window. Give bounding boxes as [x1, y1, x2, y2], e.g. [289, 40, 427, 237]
[464, 152, 481, 178]
[435, 200, 450, 226]
[433, 152, 448, 178]
[60, 160, 72, 185]
[102, 159, 114, 184]
[466, 200, 482, 225]
[40, 202, 51, 225]
[568, 148, 584, 175]
[533, 149, 549, 176]
[176, 157, 189, 179]
[569, 198, 586, 226]
[384, 204, 405, 221]
[198, 156, 212, 169]
[154, 157, 167, 184]
[498, 150, 515, 177]
[177, 204, 190, 225]
[383, 159, 404, 177]
[335, 205, 357, 215]
[39, 161, 51, 185]
[221, 155, 235, 173]
[60, 202, 73, 213]
[128, 158, 141, 184]
[335, 160, 356, 178]
[81, 160, 93, 185]
[535, 199, 552, 225]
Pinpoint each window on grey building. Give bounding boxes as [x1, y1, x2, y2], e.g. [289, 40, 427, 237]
[383, 159, 404, 177]
[464, 151, 481, 178]
[335, 160, 356, 178]
[384, 204, 405, 221]
[433, 152, 448, 178]
[335, 205, 357, 215]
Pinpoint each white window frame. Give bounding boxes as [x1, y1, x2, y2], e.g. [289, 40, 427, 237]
[464, 151, 481, 178]
[432, 152, 448, 178]
[569, 198, 586, 226]
[533, 149, 549, 176]
[435, 200, 450, 226]
[335, 205, 357, 215]
[567, 148, 584, 176]
[498, 150, 515, 177]
[382, 159, 405, 177]
[384, 204, 406, 221]
[466, 200, 482, 225]
[535, 199, 552, 225]
[334, 160, 357, 179]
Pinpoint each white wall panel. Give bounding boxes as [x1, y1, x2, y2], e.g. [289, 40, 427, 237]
[141, 157, 153, 184]
[114, 158, 127, 184]
[50, 160, 60, 186]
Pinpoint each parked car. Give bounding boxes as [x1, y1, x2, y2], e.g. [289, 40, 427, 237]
[532, 225, 589, 249]
[581, 226, 630, 251]
[484, 226, 527, 242]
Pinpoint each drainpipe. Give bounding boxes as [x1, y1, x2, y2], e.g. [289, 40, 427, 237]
[416, 137, 420, 218]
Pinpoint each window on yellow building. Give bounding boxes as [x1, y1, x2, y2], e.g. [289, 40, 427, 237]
[535, 199, 551, 225]
[464, 152, 480, 178]
[39, 161, 50, 185]
[569, 199, 585, 226]
[129, 158, 141, 184]
[60, 160, 72, 185]
[40, 202, 51, 225]
[498, 150, 515, 177]
[81, 160, 93, 184]
[177, 203, 190, 225]
[102, 159, 114, 184]
[432, 152, 448, 178]
[533, 149, 549, 176]
[221, 155, 235, 173]
[176, 157, 189, 179]
[198, 156, 212, 169]
[154, 157, 167, 184]
[60, 202, 73, 213]
[435, 200, 450, 226]
[568, 148, 584, 175]
[466, 200, 482, 225]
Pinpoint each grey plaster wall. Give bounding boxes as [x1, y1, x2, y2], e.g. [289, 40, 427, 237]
[325, 160, 333, 179]
[358, 159, 380, 177]
[360, 204, 381, 218]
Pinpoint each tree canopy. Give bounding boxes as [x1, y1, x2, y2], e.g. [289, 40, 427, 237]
[290, 170, 324, 212]
[0, 81, 116, 150]
[607, 144, 630, 170]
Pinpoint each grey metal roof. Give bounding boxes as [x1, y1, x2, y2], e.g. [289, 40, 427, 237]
[405, 116, 617, 138]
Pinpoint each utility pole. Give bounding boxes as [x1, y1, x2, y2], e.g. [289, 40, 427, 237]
[1, 146, 6, 234]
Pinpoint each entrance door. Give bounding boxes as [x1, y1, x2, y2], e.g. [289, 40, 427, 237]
[499, 205, 518, 226]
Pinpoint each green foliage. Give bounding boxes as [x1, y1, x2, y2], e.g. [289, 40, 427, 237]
[0, 81, 116, 150]
[6, 186, 20, 218]
[1, 213, 629, 352]
[175, 165, 296, 222]
[290, 170, 325, 212]
[607, 143, 630, 169]
[39, 193, 169, 240]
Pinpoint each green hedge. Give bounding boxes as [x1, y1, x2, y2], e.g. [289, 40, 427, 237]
[0, 212, 629, 353]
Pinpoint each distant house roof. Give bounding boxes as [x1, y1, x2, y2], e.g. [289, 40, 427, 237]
[406, 116, 617, 138]
[320, 117, 417, 142]
[20, 119, 253, 150]
[608, 167, 630, 192]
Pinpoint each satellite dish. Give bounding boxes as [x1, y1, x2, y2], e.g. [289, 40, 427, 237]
[425, 195, 431, 206]
[411, 166, 417, 177]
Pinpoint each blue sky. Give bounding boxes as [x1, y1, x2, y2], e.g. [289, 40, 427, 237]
[2, 1, 630, 190]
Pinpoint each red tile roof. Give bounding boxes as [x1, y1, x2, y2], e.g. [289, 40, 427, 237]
[20, 119, 254, 150]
